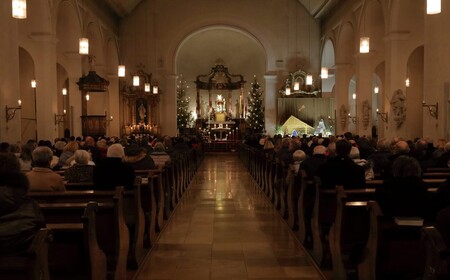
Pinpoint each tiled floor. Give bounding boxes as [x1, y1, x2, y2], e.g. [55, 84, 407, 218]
[134, 153, 325, 280]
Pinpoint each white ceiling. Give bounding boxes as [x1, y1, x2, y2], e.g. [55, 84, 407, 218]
[104, 0, 338, 19]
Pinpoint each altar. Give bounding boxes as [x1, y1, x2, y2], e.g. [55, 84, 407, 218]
[207, 121, 235, 140]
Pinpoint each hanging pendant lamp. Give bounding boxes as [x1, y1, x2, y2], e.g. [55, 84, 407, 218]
[12, 0, 27, 19]
[360, 37, 370, 53]
[321, 67, 329, 79]
[306, 74, 313, 86]
[427, 0, 441, 15]
[133, 75, 140, 86]
[79, 38, 89, 55]
[118, 65, 126, 77]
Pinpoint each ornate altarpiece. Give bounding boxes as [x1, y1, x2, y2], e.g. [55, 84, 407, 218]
[120, 66, 160, 136]
[194, 60, 247, 141]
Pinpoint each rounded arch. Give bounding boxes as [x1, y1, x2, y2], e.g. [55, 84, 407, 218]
[56, 0, 81, 54]
[18, 47, 37, 142]
[85, 21, 105, 72]
[363, 0, 385, 55]
[336, 22, 356, 65]
[321, 38, 335, 93]
[174, 25, 267, 73]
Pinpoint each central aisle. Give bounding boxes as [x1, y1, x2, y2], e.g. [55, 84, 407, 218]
[135, 153, 324, 280]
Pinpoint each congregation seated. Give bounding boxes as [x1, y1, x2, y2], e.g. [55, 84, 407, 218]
[64, 149, 94, 183]
[0, 152, 45, 255]
[318, 139, 365, 189]
[123, 143, 156, 170]
[57, 141, 78, 168]
[18, 143, 34, 172]
[299, 145, 327, 180]
[27, 146, 66, 192]
[375, 155, 431, 219]
[411, 138, 436, 171]
[367, 138, 392, 178]
[150, 142, 171, 170]
[349, 146, 374, 180]
[93, 143, 135, 189]
[434, 141, 450, 168]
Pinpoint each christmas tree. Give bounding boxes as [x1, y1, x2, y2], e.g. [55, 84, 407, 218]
[176, 75, 193, 129]
[246, 76, 265, 133]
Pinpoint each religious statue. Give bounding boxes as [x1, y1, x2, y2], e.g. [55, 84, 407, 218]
[339, 104, 348, 131]
[235, 99, 240, 118]
[138, 103, 146, 121]
[390, 89, 406, 128]
[362, 100, 371, 129]
[314, 118, 326, 135]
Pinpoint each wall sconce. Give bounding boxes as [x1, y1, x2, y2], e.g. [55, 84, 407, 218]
[376, 109, 388, 123]
[422, 101, 438, 119]
[12, 0, 27, 19]
[348, 113, 357, 124]
[5, 100, 22, 122]
[54, 111, 66, 125]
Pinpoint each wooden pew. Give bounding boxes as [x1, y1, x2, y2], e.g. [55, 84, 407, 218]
[358, 201, 427, 280]
[422, 206, 450, 280]
[0, 228, 53, 280]
[31, 182, 145, 270]
[34, 187, 129, 280]
[328, 186, 373, 280]
[310, 179, 377, 268]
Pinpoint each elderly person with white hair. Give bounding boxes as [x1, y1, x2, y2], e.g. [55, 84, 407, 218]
[26, 146, 66, 192]
[349, 146, 374, 180]
[93, 143, 135, 190]
[64, 150, 94, 183]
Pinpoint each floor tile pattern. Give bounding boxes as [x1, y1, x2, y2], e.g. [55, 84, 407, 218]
[135, 153, 325, 280]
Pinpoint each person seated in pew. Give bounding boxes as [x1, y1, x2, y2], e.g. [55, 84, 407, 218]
[349, 146, 375, 180]
[0, 152, 45, 254]
[27, 146, 66, 192]
[286, 149, 306, 186]
[375, 155, 431, 218]
[93, 143, 135, 190]
[123, 143, 156, 170]
[64, 149, 94, 183]
[150, 142, 171, 170]
[367, 138, 393, 179]
[434, 141, 450, 168]
[299, 145, 327, 180]
[318, 139, 366, 189]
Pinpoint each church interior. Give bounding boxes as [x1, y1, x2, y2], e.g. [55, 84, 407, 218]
[1, 0, 449, 143]
[2, 0, 450, 279]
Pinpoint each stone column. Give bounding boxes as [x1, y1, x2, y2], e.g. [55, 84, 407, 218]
[161, 74, 177, 136]
[0, 1, 21, 143]
[29, 33, 58, 142]
[264, 74, 277, 135]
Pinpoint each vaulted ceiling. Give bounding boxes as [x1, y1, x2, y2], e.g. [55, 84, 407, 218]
[103, 0, 338, 20]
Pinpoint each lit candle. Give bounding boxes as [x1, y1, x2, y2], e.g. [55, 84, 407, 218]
[63, 109, 66, 114]
[18, 99, 21, 106]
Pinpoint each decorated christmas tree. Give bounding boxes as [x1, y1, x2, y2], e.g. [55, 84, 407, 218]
[246, 76, 265, 133]
[176, 75, 193, 129]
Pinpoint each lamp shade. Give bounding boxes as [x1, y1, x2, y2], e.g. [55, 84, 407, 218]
[31, 79, 36, 88]
[293, 82, 300, 91]
[427, 0, 441, 14]
[153, 85, 158, 94]
[62, 88, 67, 95]
[405, 78, 410, 87]
[79, 38, 89, 55]
[306, 74, 313, 86]
[374, 86, 379, 94]
[85, 94, 90, 101]
[352, 93, 357, 100]
[12, 0, 27, 19]
[285, 86, 291, 96]
[118, 65, 126, 77]
[360, 37, 370, 53]
[133, 75, 140, 86]
[321, 67, 329, 79]
[144, 83, 151, 92]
